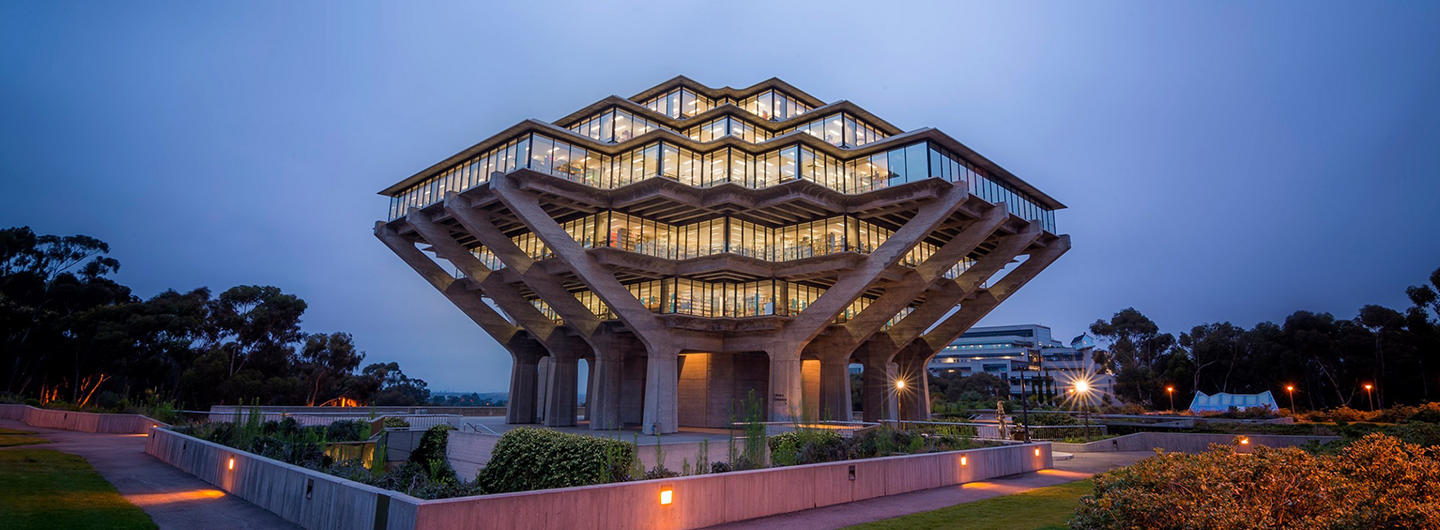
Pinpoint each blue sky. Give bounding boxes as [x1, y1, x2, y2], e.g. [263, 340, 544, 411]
[3, 1, 1438, 392]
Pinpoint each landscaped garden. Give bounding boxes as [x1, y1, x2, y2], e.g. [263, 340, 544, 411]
[0, 449, 157, 530]
[0, 426, 49, 447]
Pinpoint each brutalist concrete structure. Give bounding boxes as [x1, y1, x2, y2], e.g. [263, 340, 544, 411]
[375, 77, 1069, 434]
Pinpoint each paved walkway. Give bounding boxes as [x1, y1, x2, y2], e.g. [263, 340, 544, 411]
[0, 419, 299, 530]
[703, 451, 1152, 530]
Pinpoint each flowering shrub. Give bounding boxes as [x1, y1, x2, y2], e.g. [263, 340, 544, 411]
[1071, 433, 1440, 529]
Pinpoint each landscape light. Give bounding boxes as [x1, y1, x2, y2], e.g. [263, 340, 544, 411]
[1240, 438, 1250, 445]
[228, 457, 235, 470]
[1035, 448, 1041, 457]
[961, 456, 968, 466]
[1074, 381, 1089, 394]
[659, 488, 673, 506]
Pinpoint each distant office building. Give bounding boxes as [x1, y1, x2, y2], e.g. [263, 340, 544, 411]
[929, 324, 1115, 400]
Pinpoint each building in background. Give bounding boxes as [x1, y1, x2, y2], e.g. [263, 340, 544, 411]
[375, 77, 1069, 433]
[929, 324, 1115, 401]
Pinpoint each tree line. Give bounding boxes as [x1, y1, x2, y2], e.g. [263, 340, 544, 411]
[0, 226, 430, 410]
[1089, 267, 1440, 411]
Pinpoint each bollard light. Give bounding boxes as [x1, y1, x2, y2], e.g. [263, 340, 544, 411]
[659, 488, 673, 506]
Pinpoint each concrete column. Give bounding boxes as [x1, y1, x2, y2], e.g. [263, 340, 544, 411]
[861, 359, 900, 422]
[819, 358, 854, 422]
[507, 355, 541, 424]
[767, 349, 804, 423]
[589, 351, 624, 431]
[896, 355, 933, 421]
[642, 348, 679, 434]
[543, 355, 579, 427]
[536, 356, 551, 422]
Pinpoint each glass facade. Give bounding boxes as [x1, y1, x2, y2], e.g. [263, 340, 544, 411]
[737, 89, 812, 120]
[684, 116, 772, 143]
[780, 112, 888, 147]
[641, 87, 716, 119]
[527, 278, 913, 322]
[567, 108, 673, 143]
[466, 210, 979, 272]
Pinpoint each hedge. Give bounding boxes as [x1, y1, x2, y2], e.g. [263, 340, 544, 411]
[477, 428, 635, 493]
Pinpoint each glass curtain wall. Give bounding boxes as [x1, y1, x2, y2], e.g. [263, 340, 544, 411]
[537, 279, 917, 323]
[782, 112, 888, 148]
[568, 108, 673, 143]
[737, 89, 812, 120]
[389, 133, 1056, 233]
[641, 87, 716, 119]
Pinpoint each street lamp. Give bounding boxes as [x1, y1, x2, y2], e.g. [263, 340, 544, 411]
[1166, 386, 1175, 413]
[1075, 381, 1092, 442]
[1364, 384, 1374, 411]
[1285, 385, 1296, 414]
[895, 379, 906, 428]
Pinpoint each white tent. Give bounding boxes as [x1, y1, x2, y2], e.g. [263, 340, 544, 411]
[1188, 390, 1278, 412]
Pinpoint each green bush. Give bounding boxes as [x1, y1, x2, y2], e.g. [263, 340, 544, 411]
[477, 428, 636, 494]
[325, 419, 369, 442]
[767, 429, 846, 466]
[1071, 433, 1440, 529]
[408, 425, 453, 465]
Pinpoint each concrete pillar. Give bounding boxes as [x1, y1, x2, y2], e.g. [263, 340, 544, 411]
[589, 351, 624, 431]
[861, 360, 900, 422]
[642, 348, 679, 434]
[767, 349, 804, 424]
[802, 359, 821, 421]
[506, 355, 541, 424]
[818, 358, 854, 422]
[543, 355, 578, 427]
[897, 355, 932, 421]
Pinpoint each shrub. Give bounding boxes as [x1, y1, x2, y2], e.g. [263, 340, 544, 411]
[1071, 433, 1440, 529]
[767, 429, 846, 466]
[477, 428, 636, 494]
[408, 425, 452, 466]
[325, 419, 369, 442]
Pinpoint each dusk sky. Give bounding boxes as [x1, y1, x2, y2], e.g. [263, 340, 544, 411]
[3, 1, 1438, 393]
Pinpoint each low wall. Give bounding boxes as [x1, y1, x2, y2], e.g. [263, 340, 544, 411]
[211, 405, 510, 417]
[385, 430, 501, 480]
[1052, 432, 1339, 454]
[149, 423, 1052, 530]
[0, 403, 163, 434]
[413, 442, 1052, 530]
[146, 428, 423, 530]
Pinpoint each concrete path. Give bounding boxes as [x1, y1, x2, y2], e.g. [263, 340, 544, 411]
[703, 451, 1152, 530]
[0, 419, 299, 530]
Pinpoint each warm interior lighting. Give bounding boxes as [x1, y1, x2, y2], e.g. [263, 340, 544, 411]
[228, 458, 235, 470]
[659, 489, 673, 505]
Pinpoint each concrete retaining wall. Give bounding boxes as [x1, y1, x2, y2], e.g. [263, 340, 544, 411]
[0, 403, 163, 434]
[146, 428, 423, 530]
[1052, 432, 1339, 454]
[147, 419, 1051, 530]
[412, 442, 1052, 530]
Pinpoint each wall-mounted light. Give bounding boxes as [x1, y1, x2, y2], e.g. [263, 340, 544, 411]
[1034, 448, 1041, 457]
[659, 488, 673, 506]
[960, 456, 968, 466]
[1239, 437, 1250, 445]
[228, 457, 235, 470]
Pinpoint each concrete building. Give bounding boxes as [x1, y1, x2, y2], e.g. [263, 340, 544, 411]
[375, 77, 1069, 433]
[929, 325, 1113, 401]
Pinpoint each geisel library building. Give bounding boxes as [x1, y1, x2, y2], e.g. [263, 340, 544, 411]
[376, 77, 1069, 434]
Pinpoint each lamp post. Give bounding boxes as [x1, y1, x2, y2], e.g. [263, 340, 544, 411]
[1364, 384, 1374, 411]
[1075, 381, 1092, 442]
[1285, 385, 1296, 414]
[1166, 386, 1175, 413]
[895, 378, 906, 429]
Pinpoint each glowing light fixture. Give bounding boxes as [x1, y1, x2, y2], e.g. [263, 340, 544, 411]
[960, 456, 968, 466]
[1034, 448, 1041, 456]
[659, 488, 673, 505]
[228, 458, 235, 470]
[1240, 438, 1250, 445]
[895, 379, 906, 390]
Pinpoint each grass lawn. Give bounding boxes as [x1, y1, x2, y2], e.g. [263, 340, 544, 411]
[0, 427, 48, 447]
[844, 479, 1091, 530]
[0, 449, 157, 530]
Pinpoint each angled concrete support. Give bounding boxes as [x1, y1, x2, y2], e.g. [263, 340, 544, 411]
[508, 351, 542, 424]
[543, 354, 579, 427]
[861, 354, 900, 422]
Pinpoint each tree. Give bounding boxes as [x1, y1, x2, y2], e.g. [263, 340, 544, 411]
[1091, 308, 1175, 405]
[206, 285, 307, 377]
[362, 362, 430, 406]
[297, 332, 365, 406]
